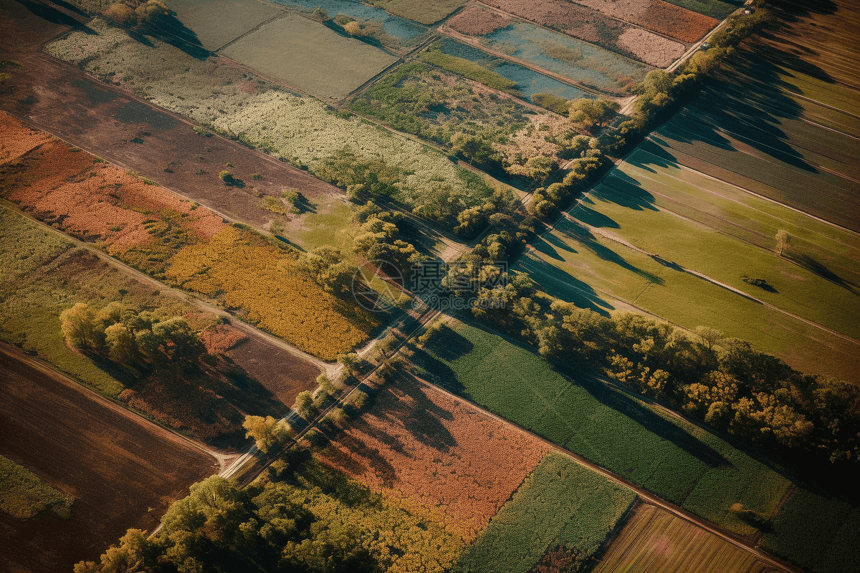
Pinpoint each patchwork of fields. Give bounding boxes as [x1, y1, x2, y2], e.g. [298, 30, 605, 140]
[417, 320, 793, 538]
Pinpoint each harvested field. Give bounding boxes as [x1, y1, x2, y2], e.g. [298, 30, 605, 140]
[448, 5, 511, 35]
[442, 12, 651, 95]
[165, 0, 284, 51]
[416, 320, 792, 537]
[318, 376, 549, 541]
[45, 18, 497, 229]
[453, 452, 636, 573]
[270, 0, 431, 53]
[434, 37, 594, 101]
[220, 14, 398, 101]
[762, 487, 860, 573]
[475, 0, 685, 67]
[570, 0, 719, 43]
[0, 346, 217, 573]
[593, 504, 783, 573]
[368, 0, 467, 25]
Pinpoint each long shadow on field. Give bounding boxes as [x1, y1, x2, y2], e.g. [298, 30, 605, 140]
[514, 254, 615, 316]
[15, 0, 93, 32]
[126, 9, 210, 60]
[576, 373, 730, 469]
[555, 218, 665, 286]
[589, 170, 658, 212]
[791, 253, 860, 294]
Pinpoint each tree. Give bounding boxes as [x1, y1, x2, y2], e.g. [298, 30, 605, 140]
[96, 302, 125, 328]
[219, 170, 236, 186]
[297, 247, 355, 295]
[60, 303, 104, 351]
[775, 229, 791, 256]
[151, 317, 205, 363]
[450, 132, 497, 167]
[243, 415, 293, 453]
[102, 3, 137, 27]
[292, 391, 316, 419]
[104, 323, 136, 364]
[568, 98, 619, 130]
[337, 352, 361, 376]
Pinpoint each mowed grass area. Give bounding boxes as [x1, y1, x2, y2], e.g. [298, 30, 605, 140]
[220, 14, 397, 101]
[762, 487, 860, 573]
[416, 321, 792, 537]
[453, 452, 636, 573]
[593, 504, 778, 573]
[165, 0, 284, 51]
[570, 156, 860, 342]
[0, 454, 73, 519]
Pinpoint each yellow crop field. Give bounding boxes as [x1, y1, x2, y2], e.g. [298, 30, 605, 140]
[593, 504, 781, 573]
[167, 226, 380, 360]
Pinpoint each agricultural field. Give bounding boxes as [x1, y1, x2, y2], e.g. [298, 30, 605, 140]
[429, 37, 596, 103]
[453, 452, 637, 573]
[647, 43, 860, 234]
[443, 7, 651, 95]
[0, 346, 216, 573]
[477, 0, 687, 67]
[0, 114, 380, 360]
[0, 204, 316, 443]
[164, 0, 284, 51]
[415, 320, 793, 537]
[593, 503, 780, 573]
[566, 0, 719, 43]
[45, 18, 501, 229]
[221, 13, 398, 101]
[761, 487, 860, 573]
[318, 376, 550, 542]
[269, 0, 432, 54]
[350, 62, 586, 179]
[367, 0, 467, 25]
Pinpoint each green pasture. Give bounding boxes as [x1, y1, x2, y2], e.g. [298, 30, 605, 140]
[453, 452, 636, 573]
[517, 219, 860, 382]
[577, 164, 860, 342]
[416, 320, 792, 537]
[762, 487, 860, 573]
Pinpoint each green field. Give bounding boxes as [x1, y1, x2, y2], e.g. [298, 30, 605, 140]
[221, 14, 398, 101]
[453, 452, 636, 573]
[762, 487, 860, 573]
[0, 454, 73, 519]
[416, 320, 792, 537]
[661, 0, 738, 19]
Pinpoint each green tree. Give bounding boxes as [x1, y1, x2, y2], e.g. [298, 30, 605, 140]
[292, 391, 316, 419]
[243, 415, 293, 453]
[775, 229, 791, 256]
[60, 303, 104, 351]
[104, 323, 136, 364]
[568, 98, 619, 130]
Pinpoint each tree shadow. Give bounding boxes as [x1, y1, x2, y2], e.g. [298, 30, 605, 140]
[514, 254, 615, 316]
[133, 10, 210, 60]
[15, 0, 94, 32]
[587, 170, 658, 212]
[409, 345, 469, 396]
[576, 374, 730, 469]
[790, 253, 859, 294]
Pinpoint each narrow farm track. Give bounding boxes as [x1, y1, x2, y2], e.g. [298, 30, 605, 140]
[409, 373, 800, 573]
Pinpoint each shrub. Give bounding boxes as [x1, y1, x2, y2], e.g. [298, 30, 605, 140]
[531, 93, 570, 115]
[218, 170, 236, 185]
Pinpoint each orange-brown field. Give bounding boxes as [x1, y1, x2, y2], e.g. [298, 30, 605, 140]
[318, 376, 550, 542]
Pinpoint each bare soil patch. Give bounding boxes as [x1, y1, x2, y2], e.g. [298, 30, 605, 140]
[0, 346, 217, 573]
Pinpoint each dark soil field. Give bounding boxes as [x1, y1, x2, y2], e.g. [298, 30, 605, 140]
[0, 0, 346, 238]
[0, 345, 217, 573]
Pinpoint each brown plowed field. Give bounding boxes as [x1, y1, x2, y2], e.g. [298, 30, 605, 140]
[318, 376, 550, 542]
[0, 346, 217, 573]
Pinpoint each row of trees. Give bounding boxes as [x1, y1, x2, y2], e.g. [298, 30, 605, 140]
[60, 302, 205, 372]
[465, 271, 859, 465]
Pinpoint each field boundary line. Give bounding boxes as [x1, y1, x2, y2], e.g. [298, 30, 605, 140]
[211, 8, 289, 53]
[644, 133, 860, 239]
[0, 343, 229, 469]
[410, 373, 801, 573]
